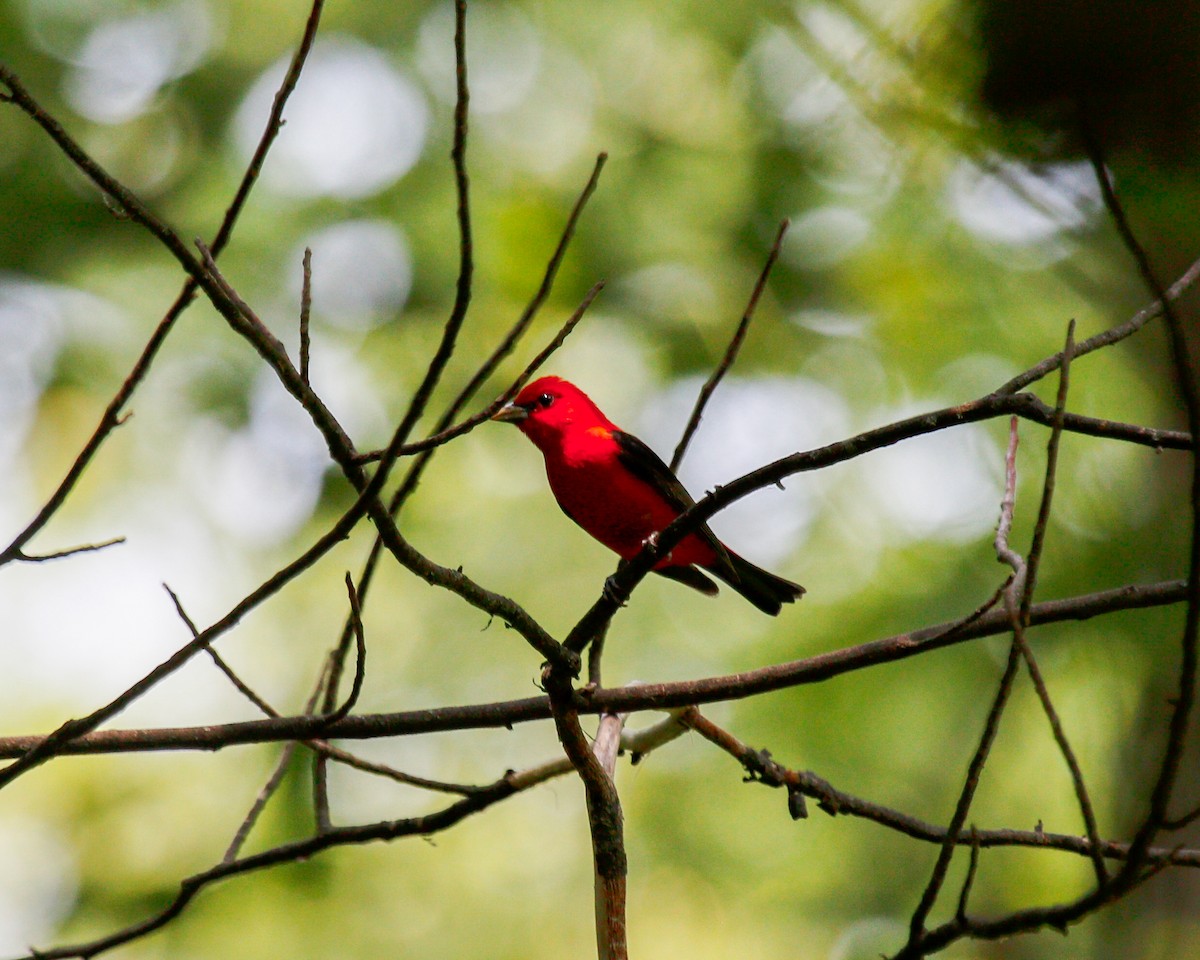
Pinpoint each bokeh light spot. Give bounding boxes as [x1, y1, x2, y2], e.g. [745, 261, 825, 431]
[289, 220, 412, 330]
[233, 37, 428, 199]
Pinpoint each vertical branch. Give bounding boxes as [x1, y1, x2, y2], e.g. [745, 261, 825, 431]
[902, 320, 1077, 954]
[994, 418, 1023, 582]
[1016, 320, 1074, 624]
[591, 709, 630, 960]
[587, 622, 611, 688]
[386, 152, 607, 513]
[323, 575, 367, 724]
[954, 829, 982, 924]
[300, 247, 313, 386]
[317, 0, 477, 717]
[1009, 324, 1108, 885]
[545, 670, 628, 960]
[1079, 121, 1200, 876]
[388, 0, 474, 439]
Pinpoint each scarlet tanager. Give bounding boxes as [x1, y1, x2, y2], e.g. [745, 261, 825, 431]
[494, 376, 804, 615]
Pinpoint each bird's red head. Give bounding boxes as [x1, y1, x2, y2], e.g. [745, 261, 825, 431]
[493, 376, 616, 452]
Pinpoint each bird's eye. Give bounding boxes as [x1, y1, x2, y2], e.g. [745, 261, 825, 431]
[537, 393, 555, 408]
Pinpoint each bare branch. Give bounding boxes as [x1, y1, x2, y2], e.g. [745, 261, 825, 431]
[165, 584, 280, 717]
[592, 709, 630, 960]
[680, 709, 1200, 867]
[671, 218, 789, 471]
[902, 635, 1023, 951]
[20, 776, 523, 960]
[1081, 118, 1200, 883]
[226, 667, 330, 862]
[994, 417, 1023, 581]
[955, 830, 982, 922]
[1016, 325, 1108, 884]
[995, 252, 1200, 395]
[323, 574, 367, 724]
[381, 0, 475, 453]
[0, 579, 1183, 760]
[545, 665, 628, 960]
[354, 152, 609, 466]
[9, 537, 125, 562]
[300, 246, 313, 386]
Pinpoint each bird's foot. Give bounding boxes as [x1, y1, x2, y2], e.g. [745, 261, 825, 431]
[602, 575, 628, 607]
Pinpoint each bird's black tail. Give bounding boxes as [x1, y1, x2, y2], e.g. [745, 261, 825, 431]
[708, 550, 804, 616]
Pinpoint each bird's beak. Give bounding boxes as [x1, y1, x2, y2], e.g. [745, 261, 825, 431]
[492, 402, 529, 423]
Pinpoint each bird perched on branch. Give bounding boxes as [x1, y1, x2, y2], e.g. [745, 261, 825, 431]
[493, 376, 803, 615]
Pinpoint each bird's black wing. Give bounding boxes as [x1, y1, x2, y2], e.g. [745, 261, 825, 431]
[610, 429, 729, 560]
[613, 429, 804, 614]
[610, 430, 695, 510]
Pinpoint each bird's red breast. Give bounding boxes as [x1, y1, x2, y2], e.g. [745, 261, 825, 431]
[500, 377, 718, 567]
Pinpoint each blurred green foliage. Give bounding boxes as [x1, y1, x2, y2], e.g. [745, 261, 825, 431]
[1, 0, 1198, 958]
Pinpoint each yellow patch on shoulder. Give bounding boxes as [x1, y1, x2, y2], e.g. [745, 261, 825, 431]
[586, 426, 612, 440]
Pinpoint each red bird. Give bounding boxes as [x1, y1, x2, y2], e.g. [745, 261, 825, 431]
[494, 376, 803, 615]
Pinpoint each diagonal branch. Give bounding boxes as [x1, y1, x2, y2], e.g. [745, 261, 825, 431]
[679, 708, 1200, 867]
[670, 218, 789, 471]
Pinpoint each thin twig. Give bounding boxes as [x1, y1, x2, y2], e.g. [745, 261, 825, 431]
[1017, 320, 1075, 625]
[955, 830, 982, 923]
[165, 589, 475, 800]
[10, 537, 125, 562]
[587, 621, 611, 687]
[164, 584, 280, 717]
[1013, 324, 1108, 885]
[994, 417, 1023, 582]
[1080, 113, 1200, 882]
[166, 585, 473, 799]
[671, 218, 789, 471]
[353, 152, 608, 468]
[22, 776, 523, 960]
[392, 151, 608, 467]
[225, 667, 330, 862]
[324, 574, 367, 724]
[379, 0, 475, 460]
[300, 246, 313, 386]
[994, 251, 1200, 396]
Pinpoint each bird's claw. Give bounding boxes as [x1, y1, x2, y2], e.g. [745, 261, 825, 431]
[602, 575, 627, 607]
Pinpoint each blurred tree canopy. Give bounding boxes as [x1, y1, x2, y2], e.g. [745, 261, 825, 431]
[1, 0, 1199, 958]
